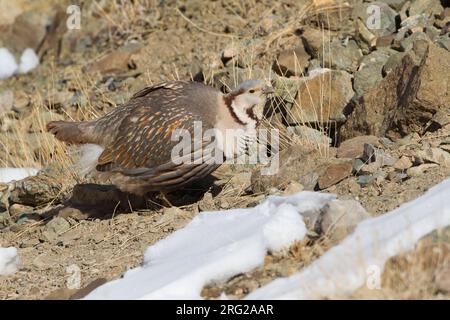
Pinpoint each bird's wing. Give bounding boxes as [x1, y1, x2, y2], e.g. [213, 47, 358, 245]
[96, 82, 219, 174]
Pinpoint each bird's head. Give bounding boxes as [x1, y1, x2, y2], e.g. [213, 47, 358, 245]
[224, 79, 273, 126]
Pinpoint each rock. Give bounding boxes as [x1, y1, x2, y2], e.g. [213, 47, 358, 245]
[435, 34, 450, 51]
[352, 158, 365, 173]
[283, 181, 304, 195]
[317, 161, 353, 190]
[0, 211, 11, 228]
[273, 46, 310, 77]
[361, 143, 376, 163]
[8, 203, 33, 221]
[301, 26, 333, 58]
[198, 192, 216, 212]
[435, 266, 450, 293]
[400, 32, 430, 52]
[321, 199, 370, 242]
[44, 90, 73, 109]
[228, 172, 252, 191]
[353, 2, 398, 37]
[382, 51, 407, 75]
[409, 0, 444, 17]
[90, 51, 132, 75]
[2, 10, 53, 53]
[415, 148, 450, 166]
[222, 43, 241, 61]
[44, 217, 70, 235]
[251, 144, 322, 193]
[383, 0, 408, 10]
[357, 175, 376, 186]
[9, 169, 64, 207]
[407, 163, 439, 177]
[354, 48, 395, 98]
[394, 156, 413, 170]
[310, 1, 353, 32]
[286, 70, 354, 124]
[318, 39, 363, 73]
[0, 90, 14, 117]
[387, 171, 408, 182]
[337, 135, 380, 159]
[401, 14, 431, 31]
[0, 0, 26, 26]
[272, 76, 301, 103]
[287, 125, 331, 147]
[341, 41, 450, 140]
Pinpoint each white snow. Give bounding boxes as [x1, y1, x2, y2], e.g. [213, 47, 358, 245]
[85, 192, 335, 300]
[247, 178, 450, 299]
[0, 48, 19, 80]
[0, 167, 39, 183]
[0, 47, 39, 80]
[17, 48, 40, 74]
[0, 247, 21, 276]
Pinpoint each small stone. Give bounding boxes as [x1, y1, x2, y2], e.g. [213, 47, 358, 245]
[321, 199, 370, 243]
[198, 192, 216, 212]
[283, 181, 304, 195]
[406, 163, 439, 177]
[337, 136, 380, 159]
[90, 51, 132, 75]
[348, 178, 361, 194]
[44, 217, 71, 236]
[318, 161, 353, 189]
[354, 48, 395, 98]
[415, 148, 450, 166]
[8, 203, 34, 221]
[287, 69, 354, 124]
[352, 159, 365, 173]
[273, 45, 310, 77]
[0, 211, 11, 228]
[394, 156, 413, 170]
[357, 175, 375, 186]
[298, 172, 319, 191]
[318, 39, 362, 73]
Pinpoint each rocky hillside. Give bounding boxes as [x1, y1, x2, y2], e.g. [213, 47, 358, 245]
[0, 0, 449, 299]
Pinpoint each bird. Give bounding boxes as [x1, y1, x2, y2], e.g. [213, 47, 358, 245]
[47, 79, 272, 196]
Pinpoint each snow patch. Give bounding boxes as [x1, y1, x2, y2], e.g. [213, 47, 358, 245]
[247, 178, 450, 299]
[0, 247, 21, 275]
[0, 48, 19, 80]
[0, 167, 39, 183]
[85, 192, 335, 299]
[0, 48, 39, 80]
[17, 48, 40, 74]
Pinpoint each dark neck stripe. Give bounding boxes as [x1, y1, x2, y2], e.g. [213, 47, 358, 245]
[223, 94, 246, 125]
[246, 105, 258, 122]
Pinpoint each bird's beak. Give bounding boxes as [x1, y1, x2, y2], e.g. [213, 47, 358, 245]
[262, 85, 274, 95]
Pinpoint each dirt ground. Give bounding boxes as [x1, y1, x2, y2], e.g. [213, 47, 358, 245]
[1, 0, 449, 299]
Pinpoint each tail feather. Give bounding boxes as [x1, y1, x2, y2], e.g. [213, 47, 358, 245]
[47, 121, 87, 144]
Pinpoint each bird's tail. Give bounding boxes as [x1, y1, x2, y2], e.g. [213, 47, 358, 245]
[47, 121, 89, 144]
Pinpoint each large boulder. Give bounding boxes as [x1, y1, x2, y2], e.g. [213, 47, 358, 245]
[341, 40, 450, 140]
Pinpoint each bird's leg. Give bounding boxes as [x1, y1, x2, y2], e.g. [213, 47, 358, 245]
[159, 191, 174, 207]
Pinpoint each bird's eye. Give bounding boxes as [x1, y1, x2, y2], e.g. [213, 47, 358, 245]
[249, 89, 255, 93]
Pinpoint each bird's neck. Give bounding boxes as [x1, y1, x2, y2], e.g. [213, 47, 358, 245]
[222, 94, 257, 130]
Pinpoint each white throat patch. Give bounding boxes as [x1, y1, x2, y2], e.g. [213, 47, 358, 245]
[231, 100, 257, 128]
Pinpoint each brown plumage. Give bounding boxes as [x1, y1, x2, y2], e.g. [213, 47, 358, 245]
[47, 80, 271, 195]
